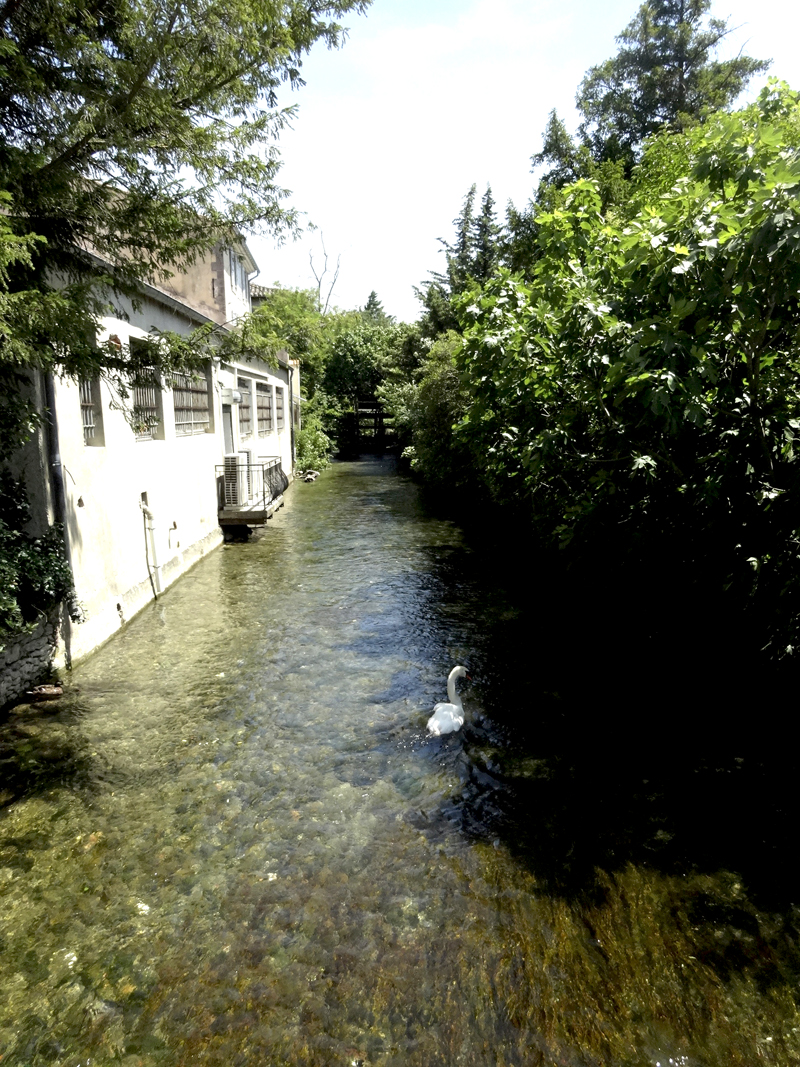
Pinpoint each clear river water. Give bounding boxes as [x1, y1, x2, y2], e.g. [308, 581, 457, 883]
[1, 457, 799, 1067]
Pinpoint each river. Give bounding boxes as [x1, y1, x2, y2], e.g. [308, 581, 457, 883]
[1, 457, 798, 1066]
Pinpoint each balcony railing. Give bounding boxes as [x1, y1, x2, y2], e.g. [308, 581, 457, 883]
[215, 456, 289, 525]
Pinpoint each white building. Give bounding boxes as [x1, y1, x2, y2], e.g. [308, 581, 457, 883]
[13, 240, 299, 669]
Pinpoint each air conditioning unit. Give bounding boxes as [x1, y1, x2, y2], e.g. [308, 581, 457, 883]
[223, 453, 247, 506]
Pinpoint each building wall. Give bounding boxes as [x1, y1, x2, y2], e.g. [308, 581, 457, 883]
[5, 241, 294, 686]
[158, 240, 257, 326]
[53, 302, 226, 665]
[48, 320, 296, 667]
[218, 357, 295, 474]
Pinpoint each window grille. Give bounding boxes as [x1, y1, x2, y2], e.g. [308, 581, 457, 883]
[256, 382, 273, 435]
[275, 386, 285, 431]
[129, 337, 162, 440]
[238, 378, 252, 437]
[80, 379, 97, 445]
[132, 377, 160, 439]
[173, 371, 210, 435]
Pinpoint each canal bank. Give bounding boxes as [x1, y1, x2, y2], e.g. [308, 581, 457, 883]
[1, 457, 798, 1066]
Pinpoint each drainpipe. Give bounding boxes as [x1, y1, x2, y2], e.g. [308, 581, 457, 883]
[44, 371, 74, 667]
[287, 360, 296, 473]
[43, 372, 69, 545]
[140, 501, 162, 596]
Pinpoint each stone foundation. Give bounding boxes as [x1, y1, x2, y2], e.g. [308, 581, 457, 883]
[0, 612, 60, 708]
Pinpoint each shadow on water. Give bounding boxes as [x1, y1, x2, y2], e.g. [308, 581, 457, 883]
[0, 701, 94, 810]
[390, 477, 797, 874]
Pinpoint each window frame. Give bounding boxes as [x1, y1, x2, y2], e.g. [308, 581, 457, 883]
[172, 368, 211, 436]
[238, 377, 252, 438]
[128, 338, 164, 441]
[256, 382, 273, 436]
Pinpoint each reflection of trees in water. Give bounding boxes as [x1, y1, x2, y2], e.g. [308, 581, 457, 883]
[411, 516, 800, 1065]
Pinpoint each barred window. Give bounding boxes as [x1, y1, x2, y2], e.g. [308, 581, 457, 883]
[79, 378, 104, 446]
[275, 386, 285, 431]
[129, 338, 162, 440]
[132, 377, 160, 440]
[256, 382, 273, 435]
[238, 378, 252, 437]
[173, 371, 210, 435]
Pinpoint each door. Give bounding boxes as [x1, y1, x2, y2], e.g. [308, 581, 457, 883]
[222, 404, 234, 454]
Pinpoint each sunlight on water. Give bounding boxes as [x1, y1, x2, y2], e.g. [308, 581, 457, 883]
[1, 458, 799, 1066]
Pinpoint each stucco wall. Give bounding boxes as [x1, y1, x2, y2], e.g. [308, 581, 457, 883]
[218, 357, 294, 474]
[4, 249, 294, 683]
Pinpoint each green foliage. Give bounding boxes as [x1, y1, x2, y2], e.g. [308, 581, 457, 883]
[576, 0, 769, 162]
[416, 183, 504, 339]
[455, 83, 800, 655]
[379, 331, 472, 490]
[362, 290, 390, 322]
[241, 286, 328, 393]
[295, 398, 333, 471]
[531, 110, 630, 211]
[530, 0, 768, 232]
[0, 0, 371, 452]
[0, 471, 79, 650]
[323, 317, 404, 401]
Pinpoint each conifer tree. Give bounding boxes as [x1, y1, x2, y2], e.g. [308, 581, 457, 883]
[471, 185, 500, 285]
[577, 0, 769, 162]
[363, 290, 388, 321]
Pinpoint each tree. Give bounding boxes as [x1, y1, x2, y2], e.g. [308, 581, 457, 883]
[577, 0, 769, 162]
[456, 82, 800, 656]
[362, 290, 389, 322]
[418, 183, 477, 318]
[0, 0, 371, 444]
[471, 185, 500, 285]
[308, 231, 342, 313]
[0, 0, 370, 645]
[530, 110, 629, 210]
[415, 183, 495, 338]
[248, 286, 327, 395]
[531, 110, 586, 189]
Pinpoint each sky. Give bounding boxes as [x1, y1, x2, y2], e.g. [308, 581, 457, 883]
[247, 0, 800, 323]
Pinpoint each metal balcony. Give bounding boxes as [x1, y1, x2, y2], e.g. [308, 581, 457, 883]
[215, 456, 289, 526]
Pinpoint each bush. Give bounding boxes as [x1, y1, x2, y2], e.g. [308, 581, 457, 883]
[0, 470, 78, 650]
[295, 411, 332, 471]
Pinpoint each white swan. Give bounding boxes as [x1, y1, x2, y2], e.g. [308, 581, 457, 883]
[427, 665, 470, 735]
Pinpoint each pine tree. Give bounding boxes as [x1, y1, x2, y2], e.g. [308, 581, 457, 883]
[363, 291, 387, 321]
[471, 186, 500, 285]
[444, 184, 477, 296]
[577, 0, 769, 162]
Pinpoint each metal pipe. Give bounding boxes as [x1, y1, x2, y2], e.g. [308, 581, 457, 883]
[140, 502, 162, 595]
[44, 371, 74, 667]
[287, 363, 296, 471]
[43, 373, 69, 541]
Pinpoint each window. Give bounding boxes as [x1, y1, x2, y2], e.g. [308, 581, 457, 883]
[238, 378, 252, 437]
[129, 338, 163, 440]
[79, 378, 104, 446]
[173, 370, 211, 435]
[275, 386, 285, 431]
[256, 382, 273, 435]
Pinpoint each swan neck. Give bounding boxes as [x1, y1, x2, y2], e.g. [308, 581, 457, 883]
[446, 668, 462, 705]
